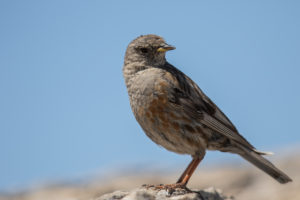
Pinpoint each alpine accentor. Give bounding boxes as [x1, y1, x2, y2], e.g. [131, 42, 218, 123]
[123, 34, 292, 187]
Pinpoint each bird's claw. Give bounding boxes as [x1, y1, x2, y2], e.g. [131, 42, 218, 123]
[142, 183, 190, 194]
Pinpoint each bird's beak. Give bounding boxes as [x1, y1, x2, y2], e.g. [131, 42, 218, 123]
[157, 43, 176, 52]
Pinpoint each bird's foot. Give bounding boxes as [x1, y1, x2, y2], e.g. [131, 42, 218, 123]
[142, 183, 191, 194]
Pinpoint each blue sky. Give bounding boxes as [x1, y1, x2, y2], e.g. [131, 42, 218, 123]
[0, 0, 299, 191]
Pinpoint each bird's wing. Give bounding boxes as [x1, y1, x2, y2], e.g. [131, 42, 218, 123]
[173, 84, 255, 149]
[189, 78, 257, 149]
[162, 63, 255, 149]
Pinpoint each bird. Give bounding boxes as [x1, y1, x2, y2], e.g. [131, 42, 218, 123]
[122, 34, 292, 188]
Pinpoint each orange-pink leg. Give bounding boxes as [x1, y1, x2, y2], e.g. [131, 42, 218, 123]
[144, 156, 204, 191]
[176, 157, 203, 186]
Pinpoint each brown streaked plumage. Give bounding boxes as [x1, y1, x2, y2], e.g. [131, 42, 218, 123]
[123, 34, 292, 188]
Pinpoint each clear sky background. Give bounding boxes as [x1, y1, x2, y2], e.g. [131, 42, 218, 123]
[0, 0, 299, 191]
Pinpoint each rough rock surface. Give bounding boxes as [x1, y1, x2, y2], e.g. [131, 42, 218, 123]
[95, 187, 233, 200]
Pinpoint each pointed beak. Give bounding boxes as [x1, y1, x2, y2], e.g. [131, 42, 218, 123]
[157, 43, 176, 52]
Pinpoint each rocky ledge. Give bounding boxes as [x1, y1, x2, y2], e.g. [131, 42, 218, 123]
[95, 186, 233, 200]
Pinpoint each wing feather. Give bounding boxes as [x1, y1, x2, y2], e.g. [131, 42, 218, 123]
[162, 62, 256, 150]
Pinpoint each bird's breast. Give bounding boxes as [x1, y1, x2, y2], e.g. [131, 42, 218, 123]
[126, 70, 207, 156]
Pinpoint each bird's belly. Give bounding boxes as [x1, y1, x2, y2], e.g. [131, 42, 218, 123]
[134, 97, 207, 156]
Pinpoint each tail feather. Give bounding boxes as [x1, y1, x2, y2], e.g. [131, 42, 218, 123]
[237, 145, 292, 184]
[253, 149, 274, 156]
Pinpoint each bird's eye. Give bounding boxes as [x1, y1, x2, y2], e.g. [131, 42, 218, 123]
[140, 48, 148, 54]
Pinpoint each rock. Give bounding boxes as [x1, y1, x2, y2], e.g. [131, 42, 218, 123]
[95, 187, 233, 200]
[96, 190, 129, 200]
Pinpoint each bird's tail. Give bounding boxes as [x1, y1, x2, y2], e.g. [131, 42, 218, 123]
[236, 144, 292, 184]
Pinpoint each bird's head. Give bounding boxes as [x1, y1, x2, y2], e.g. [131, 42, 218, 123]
[124, 34, 175, 67]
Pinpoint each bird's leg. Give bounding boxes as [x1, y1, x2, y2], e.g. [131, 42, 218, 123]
[149, 157, 202, 192]
[176, 158, 199, 184]
[176, 156, 203, 186]
[145, 155, 204, 192]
